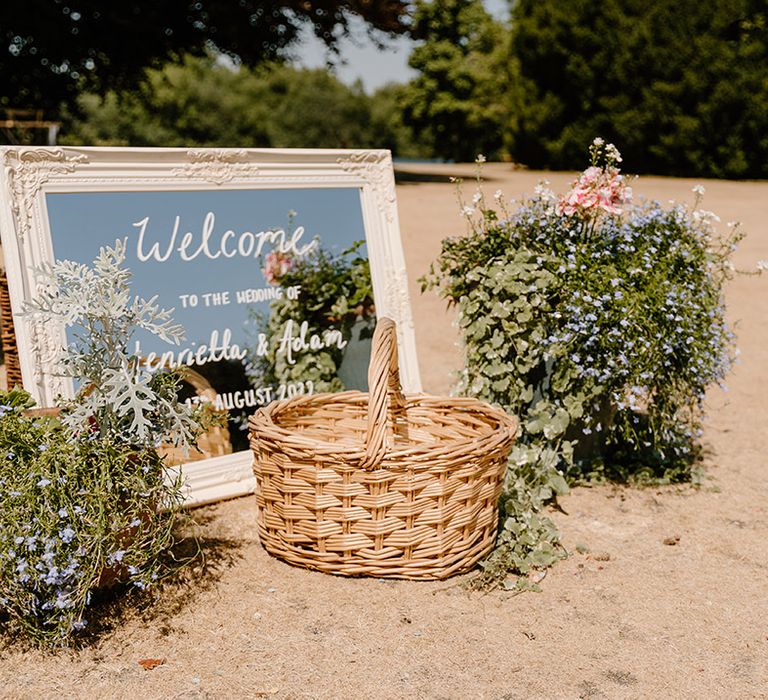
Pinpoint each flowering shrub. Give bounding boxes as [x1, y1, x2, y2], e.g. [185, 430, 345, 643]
[0, 242, 200, 646]
[423, 141, 741, 585]
[0, 392, 180, 645]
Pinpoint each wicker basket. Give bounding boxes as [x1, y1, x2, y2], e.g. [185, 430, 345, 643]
[0, 268, 23, 390]
[249, 317, 518, 580]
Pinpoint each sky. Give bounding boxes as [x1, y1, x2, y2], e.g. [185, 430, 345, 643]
[293, 0, 510, 94]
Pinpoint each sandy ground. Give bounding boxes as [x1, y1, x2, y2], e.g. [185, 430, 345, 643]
[1, 164, 767, 699]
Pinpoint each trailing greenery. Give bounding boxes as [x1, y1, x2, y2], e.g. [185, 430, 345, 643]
[247, 241, 374, 393]
[0, 242, 201, 646]
[423, 142, 740, 586]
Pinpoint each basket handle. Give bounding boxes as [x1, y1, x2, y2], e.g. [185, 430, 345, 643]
[361, 317, 406, 470]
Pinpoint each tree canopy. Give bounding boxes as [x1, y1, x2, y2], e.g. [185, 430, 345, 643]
[60, 55, 426, 155]
[399, 0, 510, 162]
[507, 0, 768, 178]
[1, 0, 409, 111]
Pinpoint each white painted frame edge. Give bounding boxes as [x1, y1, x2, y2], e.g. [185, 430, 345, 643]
[0, 146, 421, 506]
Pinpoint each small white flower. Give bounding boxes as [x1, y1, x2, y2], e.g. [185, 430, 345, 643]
[592, 137, 605, 147]
[605, 143, 622, 163]
[475, 154, 486, 163]
[693, 209, 721, 224]
[461, 205, 476, 218]
[757, 260, 768, 272]
[692, 185, 706, 196]
[472, 191, 482, 204]
[534, 182, 556, 203]
[493, 189, 503, 202]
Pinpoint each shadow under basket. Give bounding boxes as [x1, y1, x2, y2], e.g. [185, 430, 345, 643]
[249, 317, 518, 580]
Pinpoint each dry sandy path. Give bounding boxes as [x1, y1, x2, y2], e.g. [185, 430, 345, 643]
[1, 164, 767, 699]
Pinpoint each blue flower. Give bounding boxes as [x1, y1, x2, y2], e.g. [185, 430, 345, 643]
[107, 549, 125, 565]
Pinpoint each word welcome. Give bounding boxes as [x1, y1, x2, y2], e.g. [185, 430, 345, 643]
[132, 212, 317, 263]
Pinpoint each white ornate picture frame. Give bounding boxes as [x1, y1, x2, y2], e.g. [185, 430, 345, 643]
[0, 146, 421, 505]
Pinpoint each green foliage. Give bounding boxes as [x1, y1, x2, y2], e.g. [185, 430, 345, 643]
[508, 0, 768, 178]
[424, 143, 740, 585]
[23, 239, 200, 452]
[399, 0, 511, 161]
[0, 1, 409, 113]
[368, 83, 432, 160]
[61, 56, 414, 153]
[248, 242, 374, 392]
[1, 243, 202, 646]
[0, 392, 183, 647]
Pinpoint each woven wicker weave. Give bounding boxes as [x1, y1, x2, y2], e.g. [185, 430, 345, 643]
[0, 268, 23, 390]
[249, 317, 518, 580]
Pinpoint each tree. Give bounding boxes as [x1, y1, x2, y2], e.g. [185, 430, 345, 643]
[60, 55, 386, 150]
[0, 1, 409, 113]
[399, 0, 510, 162]
[368, 83, 430, 159]
[508, 0, 768, 178]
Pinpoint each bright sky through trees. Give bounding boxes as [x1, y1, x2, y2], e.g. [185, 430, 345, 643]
[294, 0, 509, 93]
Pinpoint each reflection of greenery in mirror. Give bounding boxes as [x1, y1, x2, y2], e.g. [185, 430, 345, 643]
[247, 241, 374, 397]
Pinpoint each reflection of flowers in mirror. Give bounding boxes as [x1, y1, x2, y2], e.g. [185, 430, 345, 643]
[263, 250, 293, 285]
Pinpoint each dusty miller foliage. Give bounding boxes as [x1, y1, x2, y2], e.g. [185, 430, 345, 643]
[1, 242, 203, 646]
[23, 239, 198, 451]
[423, 144, 740, 588]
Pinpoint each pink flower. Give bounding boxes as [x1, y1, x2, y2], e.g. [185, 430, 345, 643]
[556, 165, 631, 218]
[263, 250, 292, 285]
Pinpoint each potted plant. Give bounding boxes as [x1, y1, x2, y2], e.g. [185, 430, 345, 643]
[424, 140, 742, 585]
[0, 240, 201, 646]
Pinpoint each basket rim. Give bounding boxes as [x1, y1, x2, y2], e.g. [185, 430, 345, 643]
[249, 389, 518, 466]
